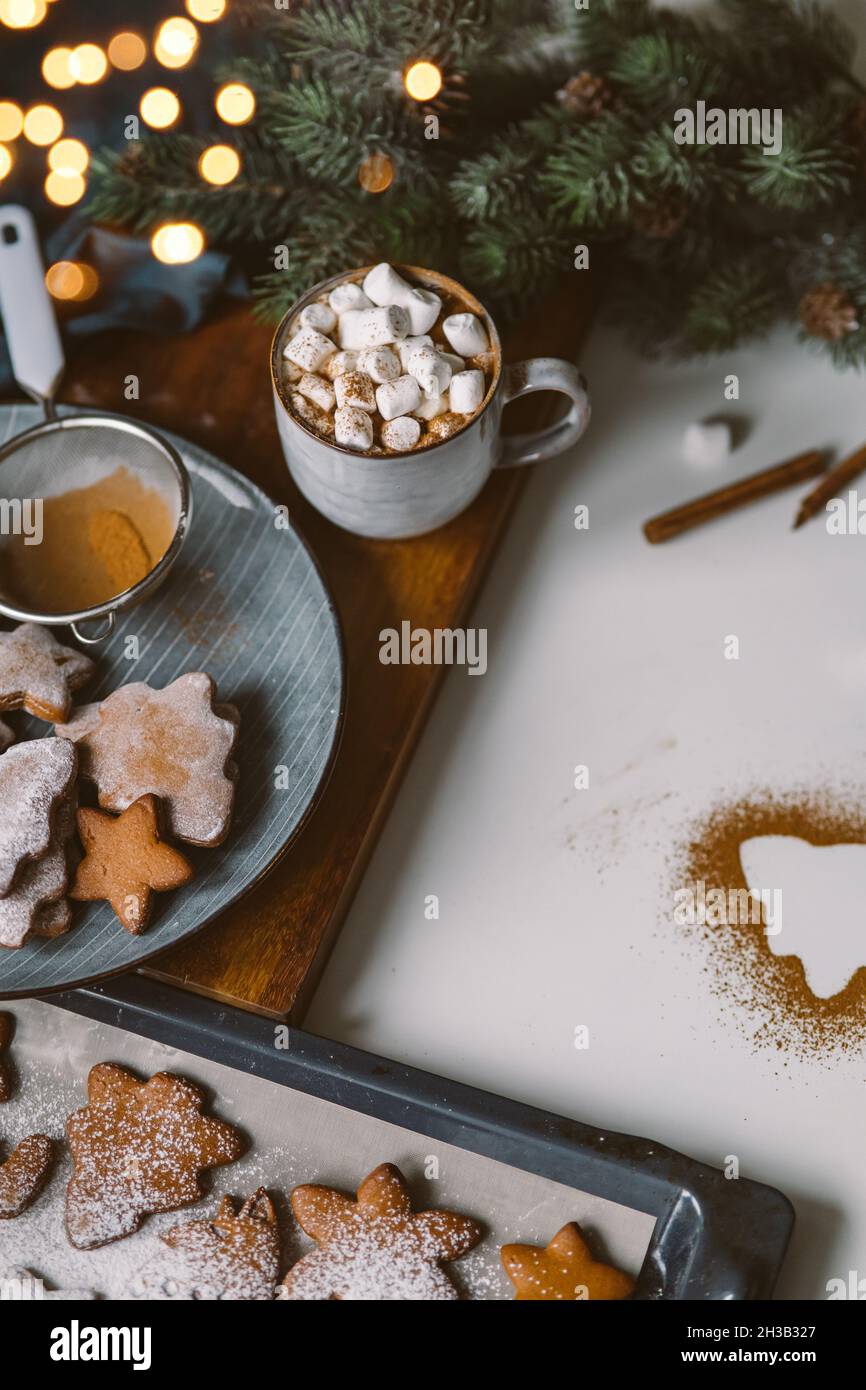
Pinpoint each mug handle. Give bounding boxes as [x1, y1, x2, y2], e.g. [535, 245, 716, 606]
[497, 358, 591, 468]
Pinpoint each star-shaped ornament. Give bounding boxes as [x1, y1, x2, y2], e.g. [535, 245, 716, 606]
[71, 794, 193, 933]
[500, 1222, 635, 1301]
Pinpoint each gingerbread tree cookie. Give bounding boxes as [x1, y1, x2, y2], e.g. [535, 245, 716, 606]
[500, 1222, 635, 1301]
[65, 1064, 244, 1249]
[0, 739, 77, 897]
[0, 800, 77, 950]
[281, 1162, 482, 1301]
[56, 673, 239, 847]
[0, 623, 94, 724]
[0, 1133, 53, 1220]
[128, 1189, 280, 1300]
[71, 794, 193, 934]
[0, 1013, 12, 1102]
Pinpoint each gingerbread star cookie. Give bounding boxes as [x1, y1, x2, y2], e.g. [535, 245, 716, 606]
[56, 673, 239, 847]
[0, 623, 94, 724]
[65, 1063, 244, 1249]
[281, 1162, 482, 1301]
[0, 1014, 13, 1103]
[71, 794, 193, 934]
[127, 1189, 280, 1301]
[0, 739, 77, 897]
[500, 1222, 635, 1301]
[0, 1134, 53, 1220]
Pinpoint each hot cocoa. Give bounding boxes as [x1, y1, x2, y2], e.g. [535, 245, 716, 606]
[280, 264, 498, 455]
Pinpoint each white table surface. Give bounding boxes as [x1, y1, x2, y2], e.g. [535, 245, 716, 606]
[307, 1, 866, 1298]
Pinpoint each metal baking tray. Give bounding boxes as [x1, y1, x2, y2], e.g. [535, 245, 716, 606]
[45, 974, 794, 1300]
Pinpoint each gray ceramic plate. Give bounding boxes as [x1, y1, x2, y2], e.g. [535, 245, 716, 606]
[0, 405, 344, 997]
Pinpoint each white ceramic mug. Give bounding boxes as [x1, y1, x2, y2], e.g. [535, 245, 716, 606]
[270, 265, 590, 540]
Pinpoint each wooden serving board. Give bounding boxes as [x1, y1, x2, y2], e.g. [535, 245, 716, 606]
[47, 279, 592, 1019]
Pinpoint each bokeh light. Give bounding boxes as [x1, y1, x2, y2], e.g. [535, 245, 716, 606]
[108, 32, 147, 71]
[140, 87, 181, 129]
[155, 16, 199, 69]
[45, 260, 99, 301]
[45, 170, 86, 206]
[48, 137, 89, 176]
[357, 152, 394, 194]
[42, 47, 76, 90]
[186, 0, 226, 20]
[404, 61, 443, 101]
[0, 0, 47, 29]
[215, 82, 255, 125]
[0, 102, 24, 142]
[151, 221, 205, 264]
[198, 143, 240, 185]
[0, 145, 12, 181]
[23, 104, 63, 146]
[69, 43, 108, 85]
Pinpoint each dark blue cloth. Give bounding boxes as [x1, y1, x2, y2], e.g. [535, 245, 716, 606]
[0, 219, 248, 395]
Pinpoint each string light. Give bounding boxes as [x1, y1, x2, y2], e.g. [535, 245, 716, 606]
[0, 102, 23, 142]
[186, 0, 226, 20]
[44, 169, 85, 206]
[48, 137, 89, 176]
[0, 0, 47, 29]
[0, 145, 12, 181]
[215, 82, 255, 125]
[23, 104, 63, 146]
[42, 47, 76, 90]
[198, 143, 240, 185]
[155, 16, 199, 69]
[45, 260, 99, 301]
[108, 32, 147, 71]
[140, 87, 181, 129]
[404, 61, 443, 102]
[357, 152, 394, 194]
[151, 222, 205, 264]
[69, 44, 108, 85]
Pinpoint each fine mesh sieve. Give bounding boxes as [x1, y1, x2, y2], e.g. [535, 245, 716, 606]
[0, 205, 190, 645]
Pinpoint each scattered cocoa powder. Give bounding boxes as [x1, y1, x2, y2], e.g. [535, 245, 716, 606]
[674, 789, 866, 1060]
[1, 467, 175, 614]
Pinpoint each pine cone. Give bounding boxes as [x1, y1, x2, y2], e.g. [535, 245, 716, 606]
[799, 283, 859, 341]
[633, 197, 688, 239]
[557, 71, 613, 119]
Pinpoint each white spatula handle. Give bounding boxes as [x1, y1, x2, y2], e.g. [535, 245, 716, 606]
[0, 204, 64, 412]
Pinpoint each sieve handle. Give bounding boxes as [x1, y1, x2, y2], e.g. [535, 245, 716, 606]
[70, 612, 116, 646]
[0, 205, 65, 414]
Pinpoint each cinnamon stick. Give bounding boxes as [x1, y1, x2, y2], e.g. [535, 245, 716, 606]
[643, 449, 826, 545]
[793, 443, 866, 529]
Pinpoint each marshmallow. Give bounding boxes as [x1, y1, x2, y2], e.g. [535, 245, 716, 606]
[334, 406, 374, 452]
[427, 411, 466, 443]
[284, 327, 336, 372]
[682, 420, 732, 467]
[442, 312, 489, 358]
[363, 262, 413, 307]
[297, 371, 336, 412]
[329, 281, 373, 315]
[339, 305, 410, 350]
[413, 391, 450, 421]
[292, 392, 334, 439]
[404, 287, 442, 336]
[376, 374, 421, 421]
[335, 370, 377, 413]
[357, 346, 401, 383]
[323, 350, 359, 380]
[299, 301, 337, 335]
[449, 369, 485, 416]
[381, 416, 422, 452]
[405, 344, 452, 400]
[439, 351, 466, 374]
[282, 358, 303, 384]
[363, 262, 442, 334]
[397, 335, 433, 368]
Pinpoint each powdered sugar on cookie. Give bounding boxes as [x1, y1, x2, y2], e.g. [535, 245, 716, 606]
[0, 740, 77, 897]
[0, 624, 94, 724]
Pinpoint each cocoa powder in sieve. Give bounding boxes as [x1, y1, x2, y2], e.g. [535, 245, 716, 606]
[675, 790, 866, 1060]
